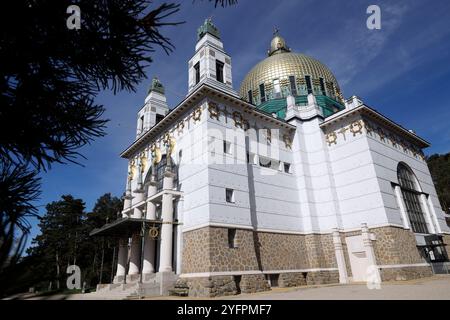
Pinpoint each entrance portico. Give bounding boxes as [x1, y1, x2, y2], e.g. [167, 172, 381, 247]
[89, 174, 182, 284]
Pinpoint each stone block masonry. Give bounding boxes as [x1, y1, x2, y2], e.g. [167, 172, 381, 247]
[181, 226, 341, 297]
[180, 225, 439, 297]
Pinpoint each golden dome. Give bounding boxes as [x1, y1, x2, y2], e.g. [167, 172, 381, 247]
[239, 34, 343, 106]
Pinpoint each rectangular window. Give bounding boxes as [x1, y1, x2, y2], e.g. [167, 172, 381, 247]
[268, 274, 279, 287]
[289, 76, 297, 96]
[228, 228, 237, 248]
[273, 79, 281, 98]
[226, 188, 235, 203]
[305, 75, 313, 94]
[139, 115, 144, 132]
[259, 83, 266, 103]
[319, 77, 326, 95]
[223, 141, 232, 154]
[155, 114, 164, 124]
[248, 90, 253, 104]
[284, 163, 291, 173]
[194, 62, 200, 84]
[216, 60, 224, 83]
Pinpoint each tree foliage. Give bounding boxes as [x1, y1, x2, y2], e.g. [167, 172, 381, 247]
[0, 193, 123, 296]
[0, 0, 236, 283]
[0, 1, 185, 169]
[0, 161, 41, 272]
[427, 153, 450, 219]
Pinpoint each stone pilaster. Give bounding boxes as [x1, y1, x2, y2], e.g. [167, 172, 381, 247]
[332, 228, 348, 284]
[361, 223, 381, 285]
[176, 197, 184, 274]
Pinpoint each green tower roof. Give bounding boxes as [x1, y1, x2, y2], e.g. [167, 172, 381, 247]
[197, 18, 220, 40]
[148, 77, 165, 95]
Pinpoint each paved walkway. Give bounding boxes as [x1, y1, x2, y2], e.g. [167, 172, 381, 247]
[221, 275, 450, 300]
[11, 275, 450, 300]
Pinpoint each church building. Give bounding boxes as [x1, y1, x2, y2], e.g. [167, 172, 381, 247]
[91, 19, 450, 297]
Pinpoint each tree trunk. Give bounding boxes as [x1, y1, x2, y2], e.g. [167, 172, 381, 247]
[99, 239, 105, 284]
[55, 251, 60, 290]
[110, 245, 116, 283]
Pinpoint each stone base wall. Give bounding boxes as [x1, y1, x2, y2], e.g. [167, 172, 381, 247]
[181, 226, 340, 297]
[305, 270, 340, 285]
[184, 276, 238, 298]
[182, 226, 337, 274]
[278, 272, 307, 287]
[443, 234, 450, 259]
[183, 274, 270, 298]
[258, 232, 309, 270]
[380, 266, 432, 281]
[180, 225, 435, 297]
[277, 270, 339, 287]
[371, 226, 426, 265]
[240, 274, 270, 293]
[182, 227, 211, 273]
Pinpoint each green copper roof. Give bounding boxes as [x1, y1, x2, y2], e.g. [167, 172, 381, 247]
[148, 77, 165, 95]
[197, 18, 220, 40]
[258, 94, 345, 119]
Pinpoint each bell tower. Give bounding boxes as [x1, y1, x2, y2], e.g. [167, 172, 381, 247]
[136, 77, 169, 138]
[187, 18, 238, 97]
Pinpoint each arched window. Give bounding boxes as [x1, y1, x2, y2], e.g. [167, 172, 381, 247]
[397, 163, 429, 234]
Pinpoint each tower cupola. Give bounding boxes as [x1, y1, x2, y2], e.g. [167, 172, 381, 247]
[187, 18, 238, 97]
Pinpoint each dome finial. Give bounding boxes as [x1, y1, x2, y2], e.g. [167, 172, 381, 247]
[268, 28, 290, 56]
[273, 26, 279, 36]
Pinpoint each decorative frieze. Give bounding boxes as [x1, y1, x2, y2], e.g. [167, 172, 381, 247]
[232, 111, 243, 129]
[325, 119, 425, 161]
[208, 101, 220, 120]
[349, 120, 363, 136]
[326, 132, 337, 146]
[176, 120, 185, 134]
[192, 107, 202, 122]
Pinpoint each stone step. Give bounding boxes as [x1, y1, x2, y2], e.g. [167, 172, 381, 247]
[93, 272, 178, 298]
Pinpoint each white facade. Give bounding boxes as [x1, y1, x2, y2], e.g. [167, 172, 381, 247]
[111, 20, 449, 285]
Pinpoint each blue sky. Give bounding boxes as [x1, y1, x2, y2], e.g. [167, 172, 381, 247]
[27, 0, 450, 248]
